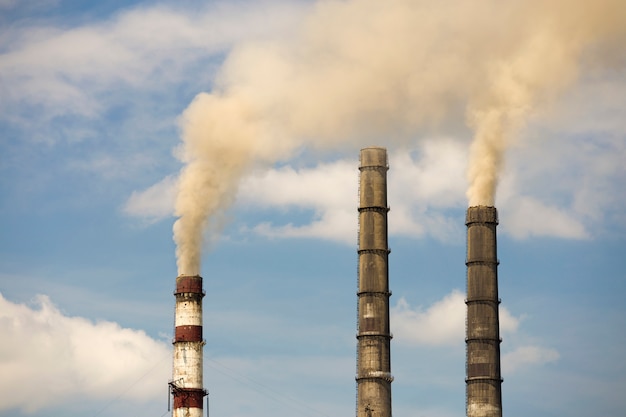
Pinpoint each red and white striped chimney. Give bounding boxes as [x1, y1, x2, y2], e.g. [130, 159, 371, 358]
[171, 274, 207, 417]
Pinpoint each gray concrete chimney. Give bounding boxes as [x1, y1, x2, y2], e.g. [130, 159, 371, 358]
[356, 147, 393, 417]
[465, 206, 503, 417]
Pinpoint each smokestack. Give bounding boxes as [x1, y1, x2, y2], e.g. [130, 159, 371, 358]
[171, 274, 207, 417]
[356, 147, 393, 417]
[465, 206, 503, 417]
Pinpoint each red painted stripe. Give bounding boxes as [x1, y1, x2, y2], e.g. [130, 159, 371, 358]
[175, 275, 203, 295]
[174, 325, 202, 342]
[173, 388, 206, 409]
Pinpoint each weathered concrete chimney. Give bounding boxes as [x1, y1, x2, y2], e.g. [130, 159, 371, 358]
[356, 147, 393, 417]
[171, 274, 207, 417]
[465, 206, 503, 417]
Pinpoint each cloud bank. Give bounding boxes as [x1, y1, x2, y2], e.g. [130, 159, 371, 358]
[0, 293, 170, 413]
[125, 134, 621, 243]
[0, 1, 311, 150]
[391, 290, 559, 375]
[502, 345, 560, 374]
[391, 289, 520, 347]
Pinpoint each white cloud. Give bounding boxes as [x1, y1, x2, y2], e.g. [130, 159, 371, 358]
[235, 140, 468, 243]
[237, 159, 358, 243]
[123, 124, 623, 244]
[533, 70, 626, 138]
[239, 159, 358, 210]
[388, 139, 468, 242]
[252, 210, 356, 244]
[502, 345, 560, 374]
[0, 1, 310, 123]
[123, 174, 177, 221]
[391, 290, 466, 347]
[494, 72, 626, 240]
[390, 139, 467, 209]
[391, 290, 521, 347]
[501, 195, 588, 239]
[0, 293, 171, 413]
[496, 131, 626, 240]
[66, 152, 160, 181]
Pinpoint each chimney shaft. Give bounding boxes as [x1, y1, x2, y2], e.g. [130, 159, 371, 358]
[172, 275, 207, 417]
[465, 206, 503, 417]
[356, 147, 393, 417]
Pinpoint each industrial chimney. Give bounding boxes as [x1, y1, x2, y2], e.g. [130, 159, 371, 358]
[170, 274, 207, 417]
[356, 147, 393, 417]
[465, 206, 503, 417]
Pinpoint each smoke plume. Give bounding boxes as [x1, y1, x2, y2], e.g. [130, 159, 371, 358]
[173, 0, 626, 275]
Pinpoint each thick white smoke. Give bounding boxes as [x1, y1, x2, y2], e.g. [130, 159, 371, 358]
[466, 0, 626, 205]
[173, 0, 626, 275]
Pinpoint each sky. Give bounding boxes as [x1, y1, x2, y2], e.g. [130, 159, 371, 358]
[1, 0, 625, 417]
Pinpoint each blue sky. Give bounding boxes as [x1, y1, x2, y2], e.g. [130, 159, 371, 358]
[1, 1, 625, 417]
